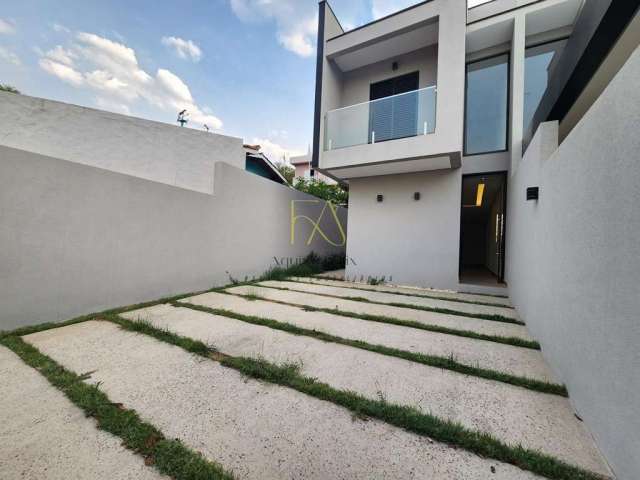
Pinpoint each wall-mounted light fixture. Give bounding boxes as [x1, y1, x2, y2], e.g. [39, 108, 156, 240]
[414, 192, 421, 201]
[526, 187, 539, 201]
[476, 182, 485, 207]
[377, 194, 384, 203]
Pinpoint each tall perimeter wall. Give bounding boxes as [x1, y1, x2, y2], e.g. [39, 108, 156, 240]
[505, 46, 640, 480]
[0, 95, 347, 330]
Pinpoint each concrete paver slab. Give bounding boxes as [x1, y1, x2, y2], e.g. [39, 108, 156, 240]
[0, 345, 164, 480]
[24, 321, 540, 480]
[122, 303, 611, 476]
[294, 277, 512, 307]
[315, 269, 345, 280]
[260, 281, 519, 320]
[230, 284, 531, 341]
[190, 291, 555, 382]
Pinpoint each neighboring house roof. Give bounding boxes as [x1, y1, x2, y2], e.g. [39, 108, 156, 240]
[290, 154, 311, 166]
[243, 144, 289, 185]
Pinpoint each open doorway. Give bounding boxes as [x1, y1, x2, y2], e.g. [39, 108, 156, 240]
[459, 172, 507, 286]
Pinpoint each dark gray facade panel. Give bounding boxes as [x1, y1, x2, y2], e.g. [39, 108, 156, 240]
[526, 0, 640, 145]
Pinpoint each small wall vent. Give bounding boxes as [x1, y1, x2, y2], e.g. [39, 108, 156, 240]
[526, 187, 539, 201]
[377, 194, 384, 203]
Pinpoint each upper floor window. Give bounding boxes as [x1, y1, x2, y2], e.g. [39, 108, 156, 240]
[369, 72, 419, 143]
[464, 54, 509, 155]
[523, 39, 567, 133]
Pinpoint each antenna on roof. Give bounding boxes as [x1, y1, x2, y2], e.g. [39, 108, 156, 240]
[177, 109, 189, 127]
[203, 124, 210, 132]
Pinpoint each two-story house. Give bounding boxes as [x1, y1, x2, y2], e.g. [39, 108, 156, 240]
[313, 0, 637, 293]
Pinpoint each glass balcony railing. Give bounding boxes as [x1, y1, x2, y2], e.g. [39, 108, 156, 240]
[324, 86, 437, 151]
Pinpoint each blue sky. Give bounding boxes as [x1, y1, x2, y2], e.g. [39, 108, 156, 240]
[0, 0, 486, 161]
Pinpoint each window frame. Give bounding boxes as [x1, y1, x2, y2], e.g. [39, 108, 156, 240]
[522, 37, 569, 134]
[463, 52, 511, 157]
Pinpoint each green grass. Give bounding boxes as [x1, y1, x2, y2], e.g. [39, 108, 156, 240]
[0, 252, 344, 340]
[259, 253, 345, 282]
[229, 291, 538, 349]
[288, 303, 534, 349]
[174, 300, 566, 396]
[0, 335, 235, 480]
[255, 283, 525, 325]
[109, 314, 602, 480]
[285, 278, 515, 309]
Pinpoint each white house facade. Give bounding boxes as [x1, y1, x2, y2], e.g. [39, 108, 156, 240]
[314, 2, 640, 477]
[314, 0, 638, 291]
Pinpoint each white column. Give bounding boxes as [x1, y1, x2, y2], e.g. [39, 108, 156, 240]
[510, 14, 526, 172]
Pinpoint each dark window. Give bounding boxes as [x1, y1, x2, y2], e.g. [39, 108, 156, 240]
[523, 39, 567, 133]
[465, 54, 509, 155]
[369, 71, 419, 143]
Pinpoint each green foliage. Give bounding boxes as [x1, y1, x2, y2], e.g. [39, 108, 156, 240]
[270, 282, 524, 325]
[260, 252, 345, 282]
[275, 162, 295, 184]
[1, 335, 235, 480]
[293, 177, 349, 205]
[175, 299, 566, 396]
[0, 84, 20, 94]
[113, 314, 595, 480]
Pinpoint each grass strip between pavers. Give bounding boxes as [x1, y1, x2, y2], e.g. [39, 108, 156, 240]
[0, 253, 346, 341]
[230, 292, 539, 350]
[311, 274, 511, 299]
[284, 278, 515, 309]
[253, 284, 525, 326]
[108, 314, 605, 480]
[173, 300, 566, 397]
[0, 335, 236, 480]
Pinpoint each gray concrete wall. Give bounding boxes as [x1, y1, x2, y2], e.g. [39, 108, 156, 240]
[462, 151, 510, 175]
[319, 0, 466, 173]
[505, 46, 640, 480]
[345, 169, 461, 289]
[341, 46, 438, 107]
[0, 146, 347, 330]
[0, 92, 243, 194]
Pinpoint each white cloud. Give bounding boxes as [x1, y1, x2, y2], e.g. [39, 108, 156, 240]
[371, 0, 422, 20]
[230, 0, 317, 58]
[252, 137, 305, 164]
[52, 23, 70, 34]
[44, 45, 76, 66]
[95, 97, 131, 115]
[0, 18, 16, 35]
[37, 31, 222, 129]
[0, 46, 21, 66]
[39, 58, 84, 85]
[161, 36, 202, 62]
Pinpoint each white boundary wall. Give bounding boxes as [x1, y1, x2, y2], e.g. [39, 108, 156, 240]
[0, 93, 243, 194]
[0, 134, 346, 330]
[505, 47, 640, 479]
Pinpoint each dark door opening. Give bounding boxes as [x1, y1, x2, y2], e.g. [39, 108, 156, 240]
[459, 172, 507, 286]
[369, 71, 419, 143]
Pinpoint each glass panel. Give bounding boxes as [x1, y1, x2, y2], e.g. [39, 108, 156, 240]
[465, 54, 509, 155]
[468, 0, 495, 8]
[324, 86, 437, 151]
[523, 39, 567, 133]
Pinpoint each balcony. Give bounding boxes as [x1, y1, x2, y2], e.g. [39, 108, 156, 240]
[324, 86, 437, 152]
[315, 0, 466, 180]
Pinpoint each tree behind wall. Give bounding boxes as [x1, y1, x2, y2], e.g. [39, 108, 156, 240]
[276, 162, 295, 185]
[293, 177, 348, 206]
[0, 84, 20, 94]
